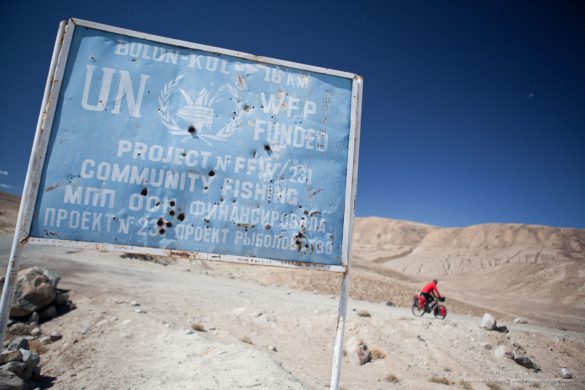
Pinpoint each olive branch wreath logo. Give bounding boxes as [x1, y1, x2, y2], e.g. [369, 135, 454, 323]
[158, 75, 244, 144]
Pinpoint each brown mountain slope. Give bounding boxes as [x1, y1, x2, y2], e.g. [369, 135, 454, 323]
[353, 216, 585, 331]
[1, 193, 584, 330]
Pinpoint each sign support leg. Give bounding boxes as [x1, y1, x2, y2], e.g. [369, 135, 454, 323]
[0, 20, 67, 344]
[0, 233, 26, 343]
[330, 269, 350, 390]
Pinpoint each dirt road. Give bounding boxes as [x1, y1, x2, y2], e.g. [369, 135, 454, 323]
[1, 235, 583, 389]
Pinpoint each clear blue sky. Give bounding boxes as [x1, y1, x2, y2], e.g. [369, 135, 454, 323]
[1, 0, 583, 228]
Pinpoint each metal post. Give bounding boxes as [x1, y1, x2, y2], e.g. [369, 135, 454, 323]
[0, 237, 26, 343]
[329, 269, 350, 390]
[330, 75, 361, 390]
[0, 20, 67, 343]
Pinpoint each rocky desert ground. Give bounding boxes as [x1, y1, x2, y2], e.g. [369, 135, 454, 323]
[0, 191, 584, 389]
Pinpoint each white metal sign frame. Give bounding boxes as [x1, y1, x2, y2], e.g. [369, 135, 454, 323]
[0, 18, 362, 389]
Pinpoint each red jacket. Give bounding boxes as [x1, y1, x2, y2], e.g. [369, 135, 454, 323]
[421, 281, 441, 298]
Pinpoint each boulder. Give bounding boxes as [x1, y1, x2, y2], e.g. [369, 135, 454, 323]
[19, 350, 31, 363]
[50, 331, 62, 342]
[513, 317, 528, 324]
[512, 350, 539, 371]
[6, 323, 34, 337]
[10, 267, 60, 317]
[0, 361, 26, 378]
[480, 313, 497, 331]
[19, 350, 40, 381]
[6, 338, 29, 352]
[346, 337, 371, 365]
[0, 350, 22, 365]
[560, 367, 572, 379]
[0, 370, 24, 390]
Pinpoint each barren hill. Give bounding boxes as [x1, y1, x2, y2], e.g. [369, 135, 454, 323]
[1, 192, 584, 331]
[1, 192, 584, 388]
[353, 217, 585, 331]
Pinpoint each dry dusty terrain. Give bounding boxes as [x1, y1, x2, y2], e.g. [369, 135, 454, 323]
[2, 242, 585, 390]
[0, 192, 584, 389]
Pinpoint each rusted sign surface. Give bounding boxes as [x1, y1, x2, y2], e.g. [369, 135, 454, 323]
[27, 19, 362, 269]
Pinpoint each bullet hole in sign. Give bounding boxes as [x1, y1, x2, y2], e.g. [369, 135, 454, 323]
[140, 188, 148, 196]
[170, 200, 176, 207]
[188, 125, 197, 136]
[166, 222, 172, 228]
[157, 218, 164, 226]
[159, 229, 166, 234]
[169, 210, 176, 216]
[208, 170, 215, 177]
[178, 213, 185, 221]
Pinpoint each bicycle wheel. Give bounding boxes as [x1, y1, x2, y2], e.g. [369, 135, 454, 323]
[434, 305, 447, 320]
[412, 303, 425, 317]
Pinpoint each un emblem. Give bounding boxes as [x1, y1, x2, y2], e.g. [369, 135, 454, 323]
[158, 75, 244, 144]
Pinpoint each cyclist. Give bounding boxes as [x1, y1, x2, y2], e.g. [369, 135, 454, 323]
[420, 279, 442, 311]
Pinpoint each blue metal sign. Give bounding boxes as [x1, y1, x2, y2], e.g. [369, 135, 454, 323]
[28, 20, 361, 267]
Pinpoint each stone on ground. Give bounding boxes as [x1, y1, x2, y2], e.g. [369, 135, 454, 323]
[9, 267, 60, 317]
[512, 350, 539, 371]
[0, 350, 22, 365]
[346, 337, 372, 365]
[480, 313, 497, 330]
[0, 370, 25, 390]
[6, 338, 28, 353]
[560, 367, 572, 379]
